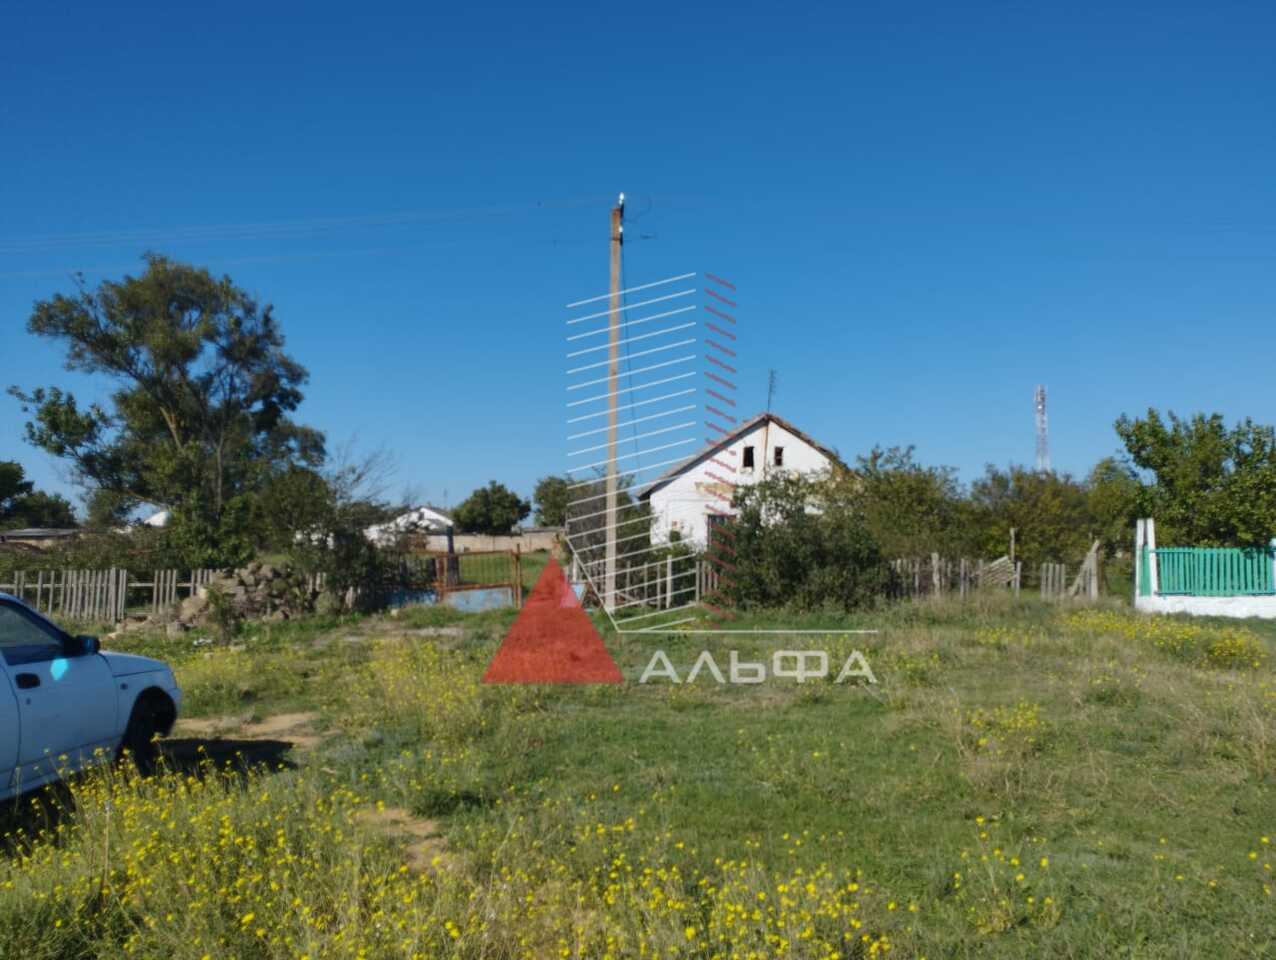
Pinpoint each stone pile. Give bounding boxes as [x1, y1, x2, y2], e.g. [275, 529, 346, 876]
[113, 562, 339, 636]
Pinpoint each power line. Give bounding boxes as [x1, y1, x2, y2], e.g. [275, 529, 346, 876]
[0, 195, 609, 255]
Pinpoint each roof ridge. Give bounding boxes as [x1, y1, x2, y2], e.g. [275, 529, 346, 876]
[637, 412, 842, 500]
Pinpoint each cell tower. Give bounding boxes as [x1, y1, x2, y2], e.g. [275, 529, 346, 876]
[1034, 385, 1050, 472]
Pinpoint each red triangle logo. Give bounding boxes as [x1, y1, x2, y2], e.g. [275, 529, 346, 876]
[482, 557, 623, 684]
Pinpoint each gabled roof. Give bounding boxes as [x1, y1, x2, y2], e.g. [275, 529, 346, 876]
[638, 412, 844, 500]
[0, 528, 78, 540]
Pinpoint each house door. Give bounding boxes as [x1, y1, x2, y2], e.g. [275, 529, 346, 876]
[706, 513, 731, 552]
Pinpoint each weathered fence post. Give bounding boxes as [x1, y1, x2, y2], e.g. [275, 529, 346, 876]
[513, 546, 523, 608]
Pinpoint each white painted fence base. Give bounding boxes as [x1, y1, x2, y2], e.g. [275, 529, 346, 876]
[1134, 594, 1276, 619]
[1133, 518, 1276, 619]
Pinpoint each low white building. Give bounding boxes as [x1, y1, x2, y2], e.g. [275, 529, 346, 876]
[364, 505, 454, 547]
[640, 412, 843, 547]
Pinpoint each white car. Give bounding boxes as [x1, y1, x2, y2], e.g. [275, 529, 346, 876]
[1, 592, 182, 799]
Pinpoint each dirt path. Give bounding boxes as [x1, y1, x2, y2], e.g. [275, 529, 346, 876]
[356, 805, 455, 872]
[173, 711, 456, 872]
[173, 710, 324, 750]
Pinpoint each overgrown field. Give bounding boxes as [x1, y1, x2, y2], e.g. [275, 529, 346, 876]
[3, 597, 1275, 958]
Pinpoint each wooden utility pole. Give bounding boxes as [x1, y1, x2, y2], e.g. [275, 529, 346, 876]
[604, 194, 624, 612]
[760, 369, 777, 474]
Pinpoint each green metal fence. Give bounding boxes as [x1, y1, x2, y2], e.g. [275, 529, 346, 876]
[1140, 545, 1276, 597]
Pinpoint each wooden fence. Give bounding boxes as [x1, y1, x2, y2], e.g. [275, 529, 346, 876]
[568, 552, 1036, 610]
[889, 554, 1023, 599]
[1041, 540, 1101, 601]
[1, 552, 538, 623]
[1039, 563, 1068, 600]
[892, 544, 1103, 604]
[0, 568, 132, 621]
[0, 568, 326, 623]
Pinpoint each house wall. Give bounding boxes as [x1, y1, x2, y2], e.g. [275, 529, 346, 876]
[647, 420, 834, 547]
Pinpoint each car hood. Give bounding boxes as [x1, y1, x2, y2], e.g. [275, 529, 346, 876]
[100, 651, 169, 678]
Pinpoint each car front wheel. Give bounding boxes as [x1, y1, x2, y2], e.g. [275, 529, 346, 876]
[119, 698, 166, 775]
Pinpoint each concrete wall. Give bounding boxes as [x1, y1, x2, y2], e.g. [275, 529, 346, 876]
[1135, 594, 1276, 619]
[648, 420, 835, 547]
[420, 529, 562, 553]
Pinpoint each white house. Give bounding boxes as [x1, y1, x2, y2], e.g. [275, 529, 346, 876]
[640, 412, 843, 547]
[142, 509, 171, 528]
[364, 505, 454, 547]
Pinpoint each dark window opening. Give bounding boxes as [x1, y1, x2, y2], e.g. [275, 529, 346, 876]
[707, 513, 730, 554]
[742, 446, 755, 469]
[774, 447, 785, 467]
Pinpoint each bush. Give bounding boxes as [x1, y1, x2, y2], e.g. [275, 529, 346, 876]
[0, 528, 193, 578]
[720, 472, 888, 612]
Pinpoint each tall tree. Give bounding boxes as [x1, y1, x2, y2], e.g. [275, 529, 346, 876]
[969, 464, 1094, 571]
[852, 445, 968, 558]
[8, 254, 323, 564]
[0, 461, 77, 529]
[532, 474, 570, 527]
[453, 481, 531, 535]
[1086, 455, 1142, 556]
[1115, 409, 1276, 545]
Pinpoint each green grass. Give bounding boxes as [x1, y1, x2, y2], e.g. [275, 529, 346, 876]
[4, 594, 1276, 957]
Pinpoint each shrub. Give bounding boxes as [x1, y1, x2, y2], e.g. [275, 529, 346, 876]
[721, 473, 888, 612]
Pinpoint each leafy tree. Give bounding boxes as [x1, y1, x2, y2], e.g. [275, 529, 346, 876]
[256, 466, 335, 553]
[852, 446, 969, 558]
[968, 465, 1094, 573]
[8, 254, 324, 565]
[532, 475, 570, 527]
[452, 481, 531, 535]
[0, 460, 77, 529]
[0, 462, 33, 514]
[276, 449, 403, 607]
[724, 472, 886, 611]
[1115, 409, 1276, 546]
[5, 491, 78, 529]
[1086, 455, 1141, 555]
[84, 488, 136, 529]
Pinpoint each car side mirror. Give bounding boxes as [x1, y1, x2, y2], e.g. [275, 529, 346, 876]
[73, 634, 101, 656]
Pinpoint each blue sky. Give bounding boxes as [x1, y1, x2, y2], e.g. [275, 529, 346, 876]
[3, 1, 1274, 513]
